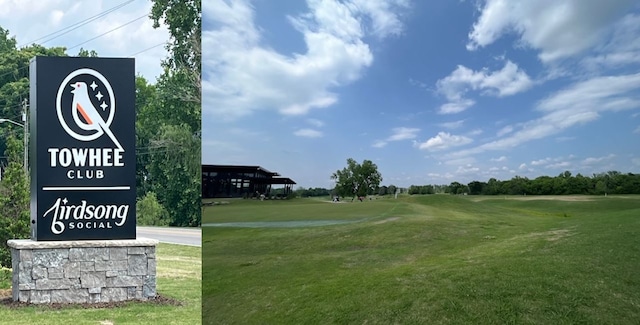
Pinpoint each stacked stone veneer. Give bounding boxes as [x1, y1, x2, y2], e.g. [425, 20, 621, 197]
[8, 238, 158, 304]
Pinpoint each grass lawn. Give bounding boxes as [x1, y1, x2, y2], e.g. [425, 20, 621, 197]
[203, 195, 640, 324]
[0, 243, 201, 325]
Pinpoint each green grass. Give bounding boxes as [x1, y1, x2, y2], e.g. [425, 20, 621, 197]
[203, 195, 640, 324]
[0, 243, 201, 325]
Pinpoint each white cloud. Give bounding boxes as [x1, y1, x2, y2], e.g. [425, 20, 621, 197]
[307, 118, 325, 128]
[496, 125, 514, 137]
[546, 161, 571, 169]
[457, 164, 480, 174]
[582, 154, 616, 165]
[467, 0, 637, 62]
[519, 163, 527, 170]
[349, 0, 411, 38]
[537, 73, 640, 113]
[438, 100, 475, 114]
[582, 13, 640, 69]
[444, 73, 640, 159]
[202, 0, 408, 119]
[531, 158, 550, 166]
[415, 132, 473, 151]
[491, 156, 507, 162]
[373, 127, 420, 148]
[0, 1, 168, 80]
[50, 9, 64, 26]
[438, 119, 465, 129]
[445, 157, 476, 166]
[294, 128, 323, 138]
[388, 127, 420, 141]
[436, 61, 532, 114]
[372, 140, 387, 148]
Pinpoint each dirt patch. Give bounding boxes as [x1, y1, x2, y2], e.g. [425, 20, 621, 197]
[373, 217, 400, 225]
[525, 228, 576, 242]
[545, 229, 575, 241]
[0, 293, 182, 309]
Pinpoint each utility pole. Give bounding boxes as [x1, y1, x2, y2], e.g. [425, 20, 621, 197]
[22, 98, 28, 174]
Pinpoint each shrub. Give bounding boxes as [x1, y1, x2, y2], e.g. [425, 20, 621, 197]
[0, 135, 30, 267]
[136, 191, 170, 226]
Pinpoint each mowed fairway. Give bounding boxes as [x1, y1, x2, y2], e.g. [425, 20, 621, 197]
[202, 195, 640, 324]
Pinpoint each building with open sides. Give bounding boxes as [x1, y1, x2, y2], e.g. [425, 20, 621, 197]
[202, 165, 296, 199]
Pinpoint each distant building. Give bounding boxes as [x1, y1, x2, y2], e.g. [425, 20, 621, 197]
[202, 165, 296, 199]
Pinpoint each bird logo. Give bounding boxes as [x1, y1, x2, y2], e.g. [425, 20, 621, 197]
[56, 68, 122, 150]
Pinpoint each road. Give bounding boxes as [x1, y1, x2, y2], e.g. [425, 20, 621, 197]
[136, 226, 201, 247]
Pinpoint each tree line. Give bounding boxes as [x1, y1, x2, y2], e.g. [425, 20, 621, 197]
[409, 171, 640, 196]
[309, 159, 640, 199]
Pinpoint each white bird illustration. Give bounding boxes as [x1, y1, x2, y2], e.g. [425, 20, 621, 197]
[70, 81, 122, 150]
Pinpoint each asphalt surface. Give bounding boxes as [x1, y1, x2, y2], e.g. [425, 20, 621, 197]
[136, 226, 201, 246]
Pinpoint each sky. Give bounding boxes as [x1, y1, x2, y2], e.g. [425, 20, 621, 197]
[0, 0, 169, 81]
[202, 0, 640, 189]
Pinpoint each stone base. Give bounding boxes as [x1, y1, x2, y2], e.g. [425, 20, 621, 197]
[8, 238, 158, 304]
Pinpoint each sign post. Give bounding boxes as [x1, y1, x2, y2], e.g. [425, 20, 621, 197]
[8, 57, 154, 304]
[29, 57, 136, 240]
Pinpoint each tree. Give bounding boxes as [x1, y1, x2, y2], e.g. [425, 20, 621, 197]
[145, 124, 201, 226]
[467, 181, 486, 195]
[0, 134, 29, 267]
[0, 27, 66, 156]
[150, 0, 201, 104]
[449, 181, 468, 195]
[136, 192, 170, 226]
[331, 158, 382, 199]
[138, 0, 201, 226]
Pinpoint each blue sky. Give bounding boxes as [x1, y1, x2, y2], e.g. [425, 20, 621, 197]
[202, 0, 640, 189]
[1, 0, 169, 81]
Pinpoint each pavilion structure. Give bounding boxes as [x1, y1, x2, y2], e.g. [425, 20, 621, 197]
[202, 165, 296, 199]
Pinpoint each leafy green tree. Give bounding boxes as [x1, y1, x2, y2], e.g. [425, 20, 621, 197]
[448, 181, 467, 195]
[137, 0, 201, 226]
[0, 27, 66, 156]
[0, 134, 29, 267]
[420, 185, 434, 194]
[77, 48, 98, 57]
[331, 158, 382, 199]
[151, 0, 201, 104]
[134, 76, 158, 198]
[467, 181, 486, 195]
[146, 124, 201, 226]
[136, 192, 170, 226]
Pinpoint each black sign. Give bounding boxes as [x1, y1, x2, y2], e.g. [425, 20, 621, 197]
[30, 57, 136, 241]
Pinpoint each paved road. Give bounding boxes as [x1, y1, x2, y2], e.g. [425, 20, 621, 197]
[136, 226, 201, 246]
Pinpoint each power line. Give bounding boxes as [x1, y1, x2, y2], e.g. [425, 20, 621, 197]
[129, 42, 167, 57]
[66, 14, 148, 51]
[19, 0, 136, 47]
[0, 10, 158, 82]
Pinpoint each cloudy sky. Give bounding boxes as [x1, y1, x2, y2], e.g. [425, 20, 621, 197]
[202, 0, 640, 189]
[0, 0, 169, 81]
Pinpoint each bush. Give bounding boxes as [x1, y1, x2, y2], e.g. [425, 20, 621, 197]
[136, 192, 170, 226]
[0, 135, 30, 267]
